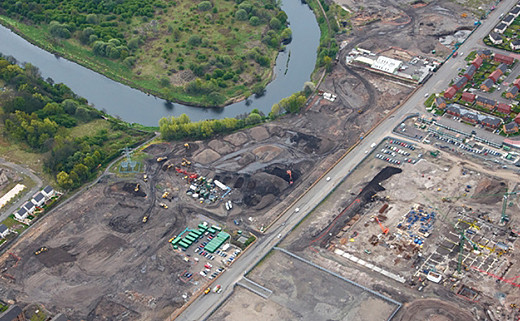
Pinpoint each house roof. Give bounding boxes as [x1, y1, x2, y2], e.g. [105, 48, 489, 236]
[454, 76, 467, 88]
[446, 105, 460, 114]
[0, 305, 23, 321]
[508, 86, 519, 94]
[514, 78, 520, 86]
[0, 224, 8, 234]
[435, 97, 446, 105]
[489, 32, 502, 42]
[497, 63, 508, 73]
[472, 56, 483, 67]
[461, 92, 476, 101]
[504, 14, 515, 23]
[444, 86, 457, 98]
[495, 23, 507, 31]
[497, 102, 511, 113]
[476, 96, 496, 106]
[504, 121, 518, 131]
[477, 49, 492, 56]
[465, 65, 477, 76]
[495, 53, 514, 64]
[43, 185, 54, 194]
[17, 207, 27, 215]
[481, 78, 495, 88]
[481, 116, 501, 127]
[512, 6, 520, 15]
[512, 39, 520, 47]
[489, 70, 502, 81]
[33, 193, 44, 202]
[24, 201, 35, 210]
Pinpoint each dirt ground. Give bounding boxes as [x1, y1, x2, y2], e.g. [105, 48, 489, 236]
[209, 250, 398, 321]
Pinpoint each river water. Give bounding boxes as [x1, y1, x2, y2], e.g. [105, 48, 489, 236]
[0, 0, 319, 126]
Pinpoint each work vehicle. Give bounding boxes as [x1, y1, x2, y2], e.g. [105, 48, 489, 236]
[157, 157, 168, 162]
[204, 288, 211, 294]
[213, 285, 221, 293]
[34, 247, 48, 255]
[142, 216, 148, 223]
[159, 203, 168, 209]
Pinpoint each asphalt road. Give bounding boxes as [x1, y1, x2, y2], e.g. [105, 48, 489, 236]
[176, 2, 518, 320]
[0, 158, 43, 222]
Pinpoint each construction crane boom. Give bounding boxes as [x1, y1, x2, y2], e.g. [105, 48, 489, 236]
[375, 217, 389, 234]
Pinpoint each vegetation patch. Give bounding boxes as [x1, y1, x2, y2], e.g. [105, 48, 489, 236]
[0, 0, 291, 106]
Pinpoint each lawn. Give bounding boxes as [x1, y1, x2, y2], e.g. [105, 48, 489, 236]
[68, 119, 110, 138]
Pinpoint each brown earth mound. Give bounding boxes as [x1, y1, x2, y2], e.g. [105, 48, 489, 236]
[193, 149, 221, 165]
[208, 139, 234, 155]
[249, 127, 270, 141]
[472, 178, 507, 205]
[252, 145, 283, 163]
[224, 132, 249, 146]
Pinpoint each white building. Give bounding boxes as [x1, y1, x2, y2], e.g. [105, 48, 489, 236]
[0, 224, 9, 238]
[42, 185, 55, 199]
[14, 207, 28, 220]
[32, 192, 45, 207]
[371, 56, 403, 74]
[23, 201, 35, 214]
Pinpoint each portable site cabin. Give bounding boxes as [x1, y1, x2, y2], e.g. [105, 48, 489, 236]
[171, 237, 182, 245]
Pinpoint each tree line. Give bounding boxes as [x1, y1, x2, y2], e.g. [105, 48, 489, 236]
[0, 55, 152, 189]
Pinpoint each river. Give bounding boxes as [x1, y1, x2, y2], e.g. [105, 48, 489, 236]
[0, 0, 319, 127]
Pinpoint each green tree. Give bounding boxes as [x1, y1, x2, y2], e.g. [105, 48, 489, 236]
[188, 35, 202, 46]
[245, 113, 262, 125]
[249, 16, 260, 26]
[269, 17, 281, 30]
[198, 1, 212, 11]
[235, 9, 248, 21]
[57, 171, 73, 189]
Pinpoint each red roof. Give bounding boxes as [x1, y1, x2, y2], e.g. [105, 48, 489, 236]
[514, 78, 520, 89]
[494, 53, 515, 65]
[461, 92, 476, 102]
[444, 86, 457, 99]
[497, 103, 511, 114]
[515, 114, 520, 124]
[489, 70, 502, 82]
[472, 56, 483, 68]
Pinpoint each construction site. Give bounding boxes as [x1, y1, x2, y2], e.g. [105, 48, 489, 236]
[0, 0, 501, 320]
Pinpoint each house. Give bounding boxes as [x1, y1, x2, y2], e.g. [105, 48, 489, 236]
[453, 76, 468, 90]
[32, 192, 45, 207]
[444, 86, 457, 99]
[489, 32, 503, 44]
[446, 104, 461, 117]
[489, 69, 502, 82]
[472, 56, 484, 68]
[23, 201, 35, 214]
[504, 121, 519, 134]
[511, 40, 520, 51]
[462, 112, 479, 124]
[497, 102, 512, 114]
[503, 14, 515, 26]
[0, 224, 9, 238]
[494, 23, 508, 33]
[464, 65, 477, 80]
[514, 78, 520, 89]
[435, 97, 446, 109]
[497, 63, 508, 74]
[477, 49, 492, 59]
[475, 96, 496, 109]
[515, 113, 520, 125]
[461, 92, 476, 103]
[480, 115, 501, 129]
[0, 305, 25, 321]
[506, 85, 519, 98]
[494, 53, 515, 65]
[14, 208, 27, 220]
[42, 185, 55, 199]
[480, 78, 495, 91]
[50, 314, 69, 321]
[511, 6, 520, 18]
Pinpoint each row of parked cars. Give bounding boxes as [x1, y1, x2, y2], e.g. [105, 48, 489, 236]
[383, 145, 411, 156]
[375, 154, 401, 165]
[389, 139, 416, 150]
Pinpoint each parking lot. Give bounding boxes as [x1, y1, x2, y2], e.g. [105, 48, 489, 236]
[374, 138, 420, 166]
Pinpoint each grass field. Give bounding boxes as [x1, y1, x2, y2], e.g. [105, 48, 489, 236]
[0, 0, 288, 106]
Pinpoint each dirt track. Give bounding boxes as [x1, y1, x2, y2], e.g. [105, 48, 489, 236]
[395, 299, 475, 321]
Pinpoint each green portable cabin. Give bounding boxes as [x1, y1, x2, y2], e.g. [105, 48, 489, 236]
[182, 237, 193, 245]
[178, 241, 189, 249]
[198, 228, 206, 235]
[188, 232, 199, 239]
[185, 235, 196, 242]
[211, 225, 222, 231]
[207, 228, 217, 234]
[171, 237, 182, 245]
[198, 223, 208, 230]
[192, 230, 203, 237]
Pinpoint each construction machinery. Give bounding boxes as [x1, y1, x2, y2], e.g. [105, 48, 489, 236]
[159, 203, 168, 209]
[175, 167, 198, 182]
[501, 191, 519, 223]
[143, 174, 148, 182]
[286, 170, 293, 185]
[157, 157, 168, 162]
[181, 158, 191, 166]
[162, 191, 170, 199]
[134, 184, 140, 192]
[34, 247, 48, 255]
[457, 229, 478, 274]
[142, 216, 148, 223]
[375, 217, 389, 234]
[184, 143, 190, 149]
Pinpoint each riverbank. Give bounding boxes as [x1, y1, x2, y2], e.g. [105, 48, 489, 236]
[0, 0, 287, 108]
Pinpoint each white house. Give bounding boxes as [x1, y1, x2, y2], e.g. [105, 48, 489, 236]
[489, 32, 503, 45]
[511, 39, 520, 51]
[14, 207, 28, 220]
[0, 224, 9, 238]
[494, 22, 508, 34]
[32, 192, 45, 207]
[23, 201, 35, 214]
[42, 185, 55, 199]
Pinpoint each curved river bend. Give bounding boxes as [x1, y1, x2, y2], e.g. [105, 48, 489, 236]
[0, 0, 319, 126]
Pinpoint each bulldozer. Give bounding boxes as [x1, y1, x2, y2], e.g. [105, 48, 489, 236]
[157, 156, 168, 162]
[159, 203, 168, 209]
[162, 191, 170, 199]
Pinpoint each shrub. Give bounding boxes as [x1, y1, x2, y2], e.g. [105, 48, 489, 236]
[235, 9, 248, 21]
[188, 35, 202, 46]
[249, 16, 260, 26]
[198, 1, 212, 11]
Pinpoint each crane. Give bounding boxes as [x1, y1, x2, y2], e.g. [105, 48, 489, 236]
[501, 191, 519, 223]
[375, 217, 389, 235]
[457, 228, 478, 274]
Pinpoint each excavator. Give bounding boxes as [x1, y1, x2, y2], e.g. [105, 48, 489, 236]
[375, 217, 389, 234]
[184, 143, 190, 150]
[175, 167, 198, 182]
[181, 158, 192, 167]
[134, 184, 140, 192]
[286, 170, 293, 185]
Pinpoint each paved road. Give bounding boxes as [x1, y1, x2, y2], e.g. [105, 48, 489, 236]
[0, 158, 43, 221]
[176, 2, 518, 320]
